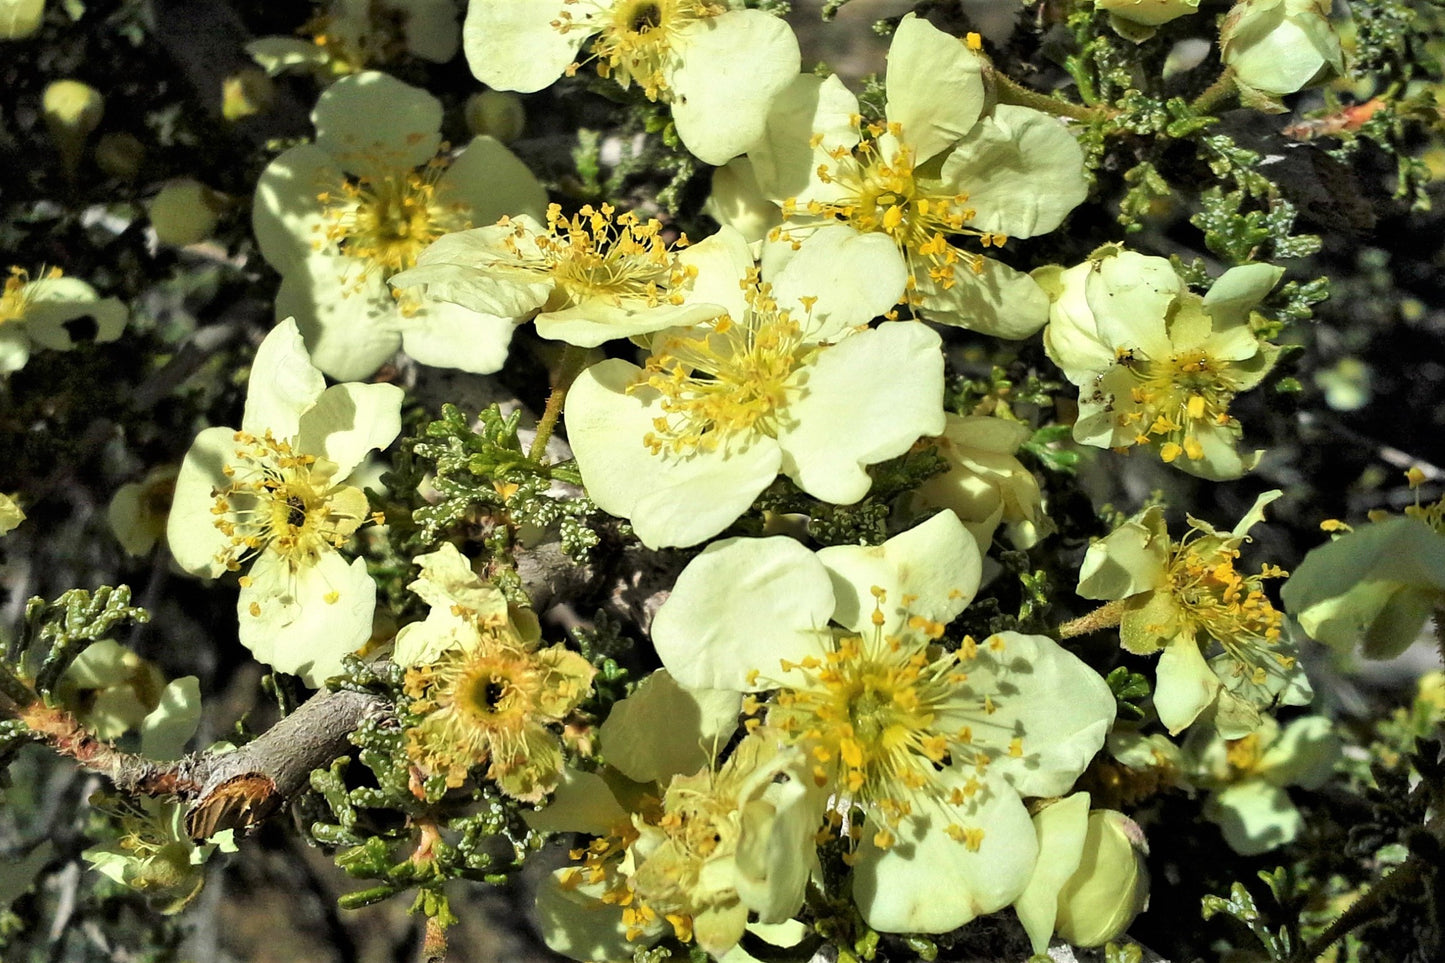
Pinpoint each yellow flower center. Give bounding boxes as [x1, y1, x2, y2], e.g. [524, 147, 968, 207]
[633, 280, 812, 455]
[1166, 533, 1293, 688]
[316, 154, 468, 296]
[1224, 732, 1263, 774]
[1, 265, 59, 326]
[210, 430, 369, 574]
[404, 625, 593, 793]
[761, 594, 1016, 851]
[557, 0, 725, 99]
[783, 125, 1002, 298]
[1118, 345, 1239, 463]
[502, 203, 694, 314]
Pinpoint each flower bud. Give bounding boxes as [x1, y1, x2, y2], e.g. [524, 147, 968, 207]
[1220, 0, 1344, 96]
[1, 0, 46, 40]
[464, 89, 525, 143]
[1096, 0, 1199, 24]
[95, 131, 146, 181]
[148, 179, 224, 247]
[1096, 0, 1200, 42]
[221, 67, 276, 121]
[42, 79, 104, 178]
[1054, 809, 1150, 947]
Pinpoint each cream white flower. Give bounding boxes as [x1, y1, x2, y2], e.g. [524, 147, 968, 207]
[391, 202, 727, 347]
[0, 266, 126, 374]
[1040, 247, 1283, 481]
[253, 71, 546, 380]
[395, 543, 595, 802]
[1183, 714, 1340, 854]
[910, 413, 1050, 550]
[1014, 793, 1150, 951]
[1077, 492, 1310, 737]
[247, 0, 460, 79]
[166, 319, 402, 687]
[563, 225, 937, 548]
[531, 671, 815, 961]
[713, 13, 1088, 338]
[1220, 0, 1344, 98]
[650, 512, 1116, 933]
[462, 0, 800, 165]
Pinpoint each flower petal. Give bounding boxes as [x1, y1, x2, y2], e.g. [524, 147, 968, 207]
[598, 669, 742, 782]
[939, 105, 1087, 239]
[463, 0, 589, 93]
[399, 297, 517, 375]
[747, 73, 859, 202]
[968, 632, 1116, 798]
[274, 259, 406, 383]
[652, 536, 836, 692]
[314, 71, 442, 175]
[252, 143, 335, 273]
[441, 135, 548, 226]
[238, 550, 376, 688]
[884, 14, 985, 164]
[916, 256, 1051, 339]
[167, 425, 240, 578]
[240, 318, 328, 438]
[296, 382, 404, 479]
[667, 11, 801, 166]
[1013, 792, 1091, 953]
[1204, 780, 1300, 855]
[853, 777, 1037, 933]
[769, 226, 907, 342]
[817, 511, 980, 637]
[1154, 637, 1221, 735]
[775, 321, 944, 503]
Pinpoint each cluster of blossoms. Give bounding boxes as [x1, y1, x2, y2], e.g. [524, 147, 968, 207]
[51, 0, 1372, 956]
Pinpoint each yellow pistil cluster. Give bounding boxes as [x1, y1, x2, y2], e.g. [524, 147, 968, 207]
[315, 153, 468, 295]
[1164, 530, 1292, 687]
[1115, 346, 1239, 463]
[760, 590, 1010, 851]
[633, 279, 811, 455]
[1223, 731, 1263, 775]
[209, 430, 371, 574]
[1, 265, 59, 325]
[780, 122, 1004, 298]
[556, 0, 724, 99]
[511, 202, 693, 311]
[559, 813, 686, 942]
[404, 626, 594, 798]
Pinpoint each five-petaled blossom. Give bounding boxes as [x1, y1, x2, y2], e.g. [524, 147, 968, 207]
[462, 0, 800, 165]
[1040, 246, 1283, 480]
[709, 13, 1088, 338]
[1077, 491, 1310, 737]
[564, 224, 940, 548]
[253, 70, 546, 380]
[167, 319, 402, 687]
[649, 512, 1116, 933]
[397, 543, 595, 802]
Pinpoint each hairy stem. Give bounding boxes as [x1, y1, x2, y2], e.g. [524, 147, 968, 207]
[1191, 68, 1238, 115]
[987, 65, 1112, 123]
[1059, 599, 1128, 639]
[528, 344, 591, 464]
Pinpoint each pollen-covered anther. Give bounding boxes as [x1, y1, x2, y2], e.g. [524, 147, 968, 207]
[208, 430, 370, 573]
[316, 150, 467, 286]
[631, 289, 811, 456]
